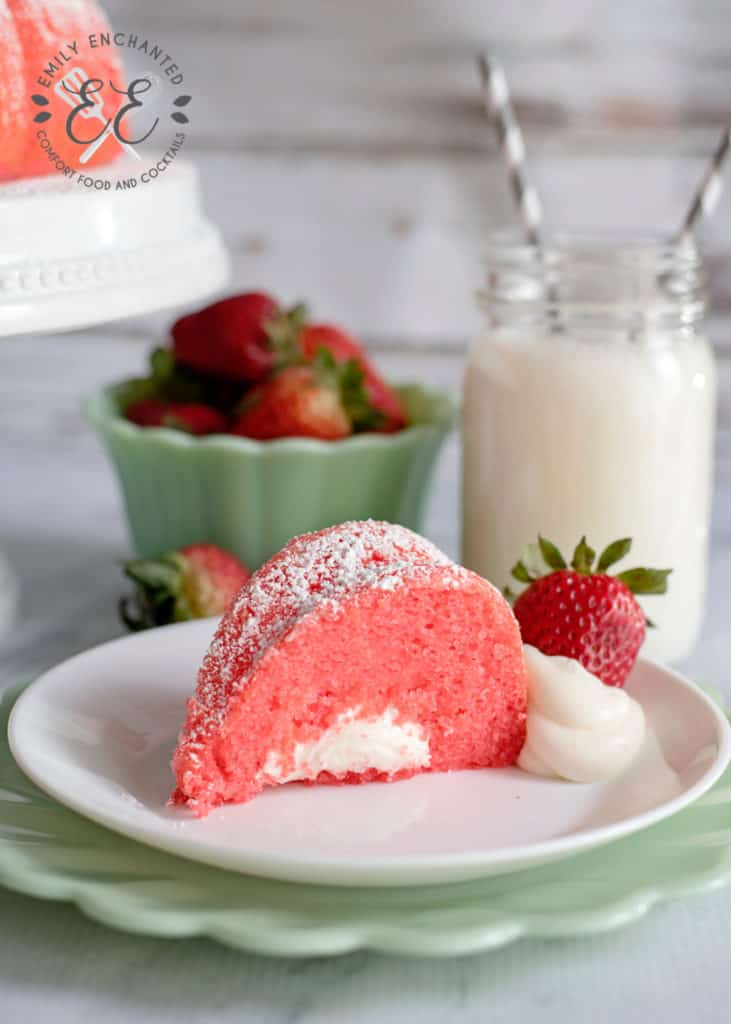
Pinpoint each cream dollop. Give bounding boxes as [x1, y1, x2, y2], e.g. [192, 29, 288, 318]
[517, 646, 646, 782]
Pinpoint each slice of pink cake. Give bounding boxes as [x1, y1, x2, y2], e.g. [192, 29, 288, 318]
[172, 520, 527, 815]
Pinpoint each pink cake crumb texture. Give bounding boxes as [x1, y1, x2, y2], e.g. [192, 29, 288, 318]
[172, 520, 527, 815]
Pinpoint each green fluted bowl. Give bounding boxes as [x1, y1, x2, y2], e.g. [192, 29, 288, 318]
[83, 383, 456, 568]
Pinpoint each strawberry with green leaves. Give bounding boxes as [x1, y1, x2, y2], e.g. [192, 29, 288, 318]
[172, 293, 306, 382]
[507, 536, 672, 688]
[120, 347, 242, 429]
[120, 296, 409, 439]
[297, 323, 407, 433]
[229, 348, 383, 440]
[120, 544, 251, 631]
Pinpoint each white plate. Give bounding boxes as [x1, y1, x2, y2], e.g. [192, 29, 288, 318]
[8, 619, 730, 887]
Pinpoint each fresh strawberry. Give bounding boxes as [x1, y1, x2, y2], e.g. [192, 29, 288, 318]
[126, 399, 227, 436]
[120, 543, 251, 630]
[298, 323, 366, 365]
[298, 323, 407, 432]
[230, 363, 351, 441]
[118, 347, 243, 418]
[125, 397, 169, 427]
[362, 374, 407, 433]
[161, 404, 227, 435]
[172, 292, 304, 382]
[508, 536, 672, 688]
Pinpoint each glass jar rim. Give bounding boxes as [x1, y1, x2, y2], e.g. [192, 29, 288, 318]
[478, 227, 707, 327]
[481, 226, 702, 270]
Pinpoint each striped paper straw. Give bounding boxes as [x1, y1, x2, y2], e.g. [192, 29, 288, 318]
[676, 128, 730, 243]
[477, 52, 543, 245]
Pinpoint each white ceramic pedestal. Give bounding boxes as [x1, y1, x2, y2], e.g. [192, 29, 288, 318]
[0, 159, 229, 336]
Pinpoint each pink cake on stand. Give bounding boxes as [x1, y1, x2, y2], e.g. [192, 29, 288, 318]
[172, 520, 528, 816]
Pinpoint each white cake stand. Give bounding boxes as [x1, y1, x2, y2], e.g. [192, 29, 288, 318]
[0, 159, 230, 634]
[0, 159, 229, 335]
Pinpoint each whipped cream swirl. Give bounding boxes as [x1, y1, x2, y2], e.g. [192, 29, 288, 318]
[518, 645, 646, 783]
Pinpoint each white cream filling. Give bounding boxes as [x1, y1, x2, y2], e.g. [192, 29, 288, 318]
[261, 707, 430, 783]
[518, 645, 646, 783]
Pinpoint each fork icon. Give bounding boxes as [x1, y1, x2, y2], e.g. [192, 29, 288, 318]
[54, 67, 141, 164]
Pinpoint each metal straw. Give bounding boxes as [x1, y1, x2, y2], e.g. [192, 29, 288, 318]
[477, 52, 543, 245]
[675, 128, 730, 244]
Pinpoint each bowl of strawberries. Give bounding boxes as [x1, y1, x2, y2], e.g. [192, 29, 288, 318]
[85, 292, 455, 569]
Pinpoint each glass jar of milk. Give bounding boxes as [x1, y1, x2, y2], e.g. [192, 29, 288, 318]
[462, 231, 716, 662]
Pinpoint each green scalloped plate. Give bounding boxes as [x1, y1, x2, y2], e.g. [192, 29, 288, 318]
[3, 681, 731, 957]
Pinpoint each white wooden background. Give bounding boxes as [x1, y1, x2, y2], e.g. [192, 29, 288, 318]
[102, 0, 731, 340]
[97, 0, 731, 486]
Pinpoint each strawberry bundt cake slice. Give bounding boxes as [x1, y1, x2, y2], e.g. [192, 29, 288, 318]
[172, 521, 527, 815]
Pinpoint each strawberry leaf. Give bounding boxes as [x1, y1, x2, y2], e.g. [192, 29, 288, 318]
[511, 560, 536, 584]
[597, 537, 632, 573]
[538, 535, 567, 571]
[571, 536, 595, 574]
[310, 348, 385, 431]
[523, 543, 544, 577]
[115, 375, 159, 411]
[338, 358, 386, 431]
[265, 302, 309, 367]
[502, 584, 517, 604]
[150, 346, 176, 382]
[119, 594, 156, 631]
[119, 554, 191, 631]
[285, 301, 308, 328]
[147, 346, 237, 407]
[113, 349, 179, 412]
[615, 568, 672, 595]
[119, 589, 177, 631]
[123, 555, 181, 592]
[311, 345, 338, 377]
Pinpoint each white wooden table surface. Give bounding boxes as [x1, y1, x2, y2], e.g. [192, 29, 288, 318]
[1, 330, 730, 1023]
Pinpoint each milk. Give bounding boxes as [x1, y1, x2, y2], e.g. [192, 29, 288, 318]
[462, 329, 716, 662]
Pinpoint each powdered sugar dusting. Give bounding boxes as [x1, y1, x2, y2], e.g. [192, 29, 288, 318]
[178, 521, 467, 750]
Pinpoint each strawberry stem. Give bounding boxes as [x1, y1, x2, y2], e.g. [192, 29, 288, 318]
[571, 536, 596, 574]
[264, 302, 310, 367]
